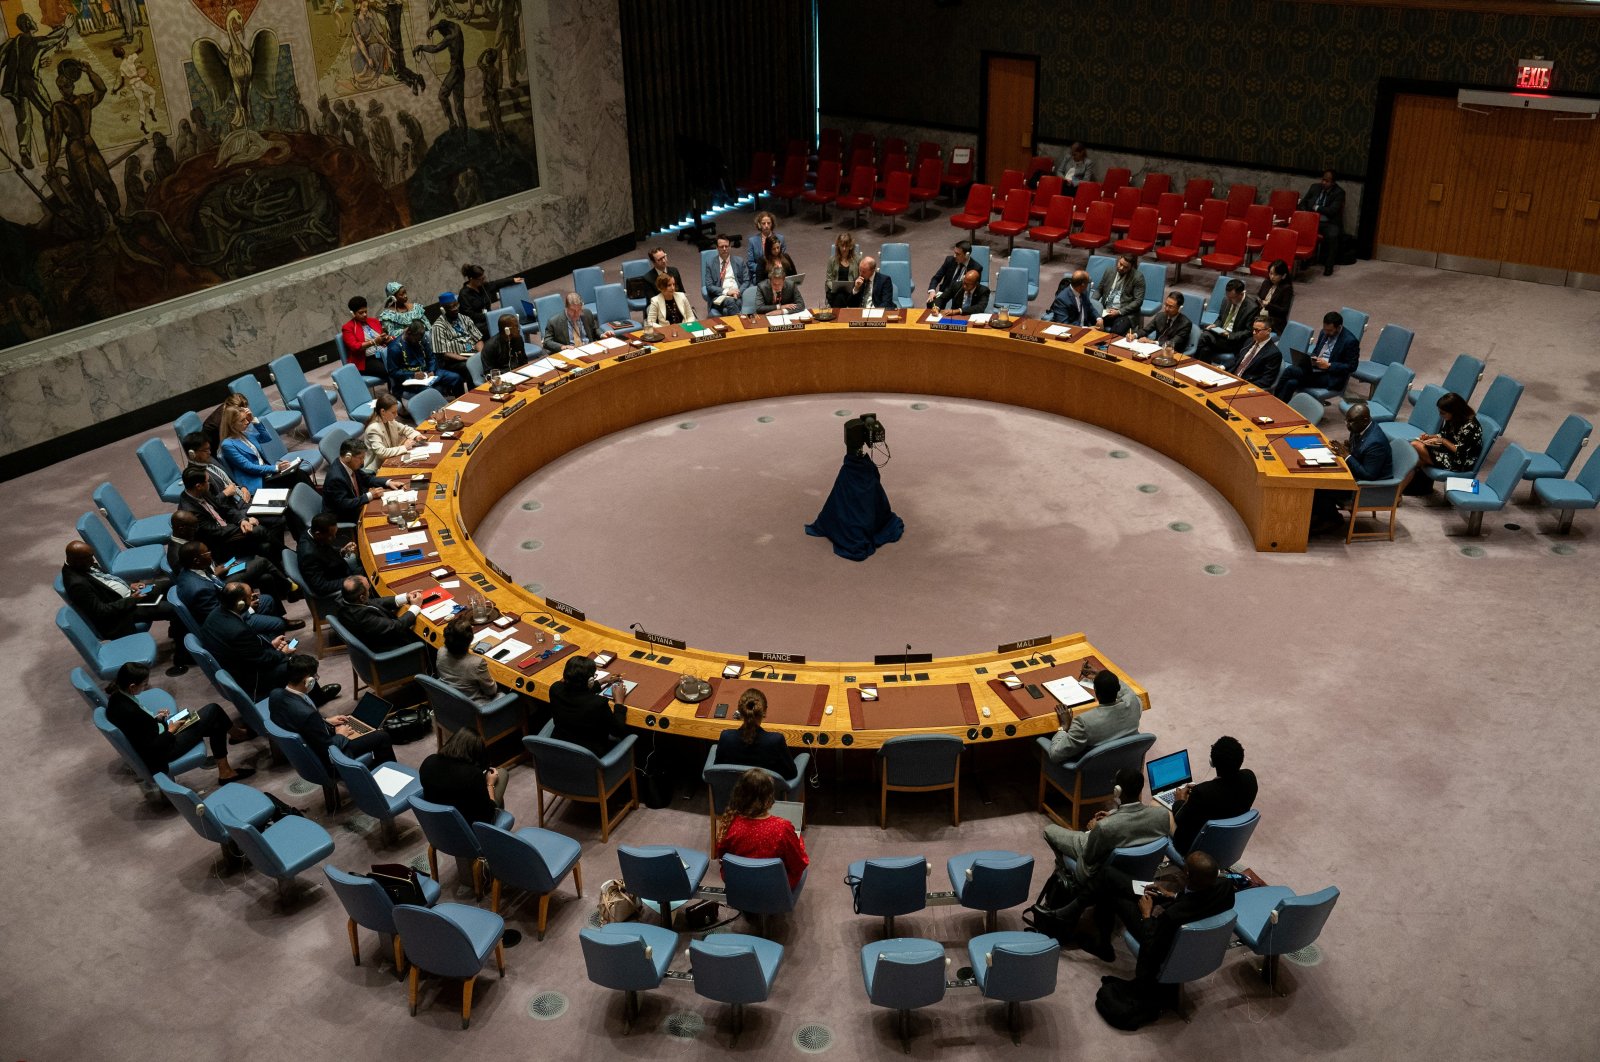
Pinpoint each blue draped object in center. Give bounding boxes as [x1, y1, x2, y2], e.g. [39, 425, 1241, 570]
[805, 453, 904, 561]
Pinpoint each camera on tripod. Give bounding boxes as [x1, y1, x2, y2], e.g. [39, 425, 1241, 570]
[844, 412, 886, 454]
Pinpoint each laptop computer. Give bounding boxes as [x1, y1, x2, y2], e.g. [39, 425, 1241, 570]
[339, 692, 392, 737]
[1289, 347, 1311, 370]
[1147, 749, 1192, 808]
[770, 800, 804, 831]
[788, 272, 806, 287]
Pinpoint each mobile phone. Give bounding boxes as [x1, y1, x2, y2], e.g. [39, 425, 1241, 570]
[225, 559, 246, 575]
[1025, 683, 1044, 699]
[713, 702, 729, 719]
[136, 584, 154, 596]
[286, 639, 299, 651]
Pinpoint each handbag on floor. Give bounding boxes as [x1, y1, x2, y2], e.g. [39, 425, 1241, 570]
[597, 878, 640, 924]
[1095, 976, 1161, 1030]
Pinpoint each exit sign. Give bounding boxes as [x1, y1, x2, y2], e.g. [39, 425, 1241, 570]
[1515, 58, 1553, 92]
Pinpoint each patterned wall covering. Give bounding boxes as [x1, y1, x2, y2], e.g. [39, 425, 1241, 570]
[819, 0, 1600, 177]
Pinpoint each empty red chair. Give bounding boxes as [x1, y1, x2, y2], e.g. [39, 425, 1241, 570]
[992, 168, 1025, 213]
[878, 152, 909, 193]
[1112, 206, 1159, 258]
[735, 151, 774, 205]
[771, 154, 808, 214]
[1024, 155, 1055, 188]
[909, 157, 942, 218]
[871, 170, 913, 234]
[988, 188, 1032, 253]
[1226, 183, 1257, 218]
[849, 147, 874, 176]
[835, 164, 877, 227]
[1102, 167, 1132, 198]
[1108, 186, 1141, 234]
[1197, 198, 1228, 248]
[941, 145, 975, 202]
[818, 128, 842, 155]
[884, 135, 907, 159]
[1268, 188, 1299, 225]
[1155, 192, 1184, 239]
[1140, 172, 1172, 206]
[950, 182, 994, 236]
[1243, 203, 1274, 257]
[1200, 218, 1248, 274]
[1030, 175, 1063, 221]
[1069, 200, 1114, 254]
[1289, 210, 1322, 269]
[802, 159, 843, 219]
[811, 140, 841, 183]
[850, 131, 875, 159]
[1250, 228, 1300, 276]
[1028, 194, 1074, 261]
[1182, 178, 1214, 211]
[1155, 211, 1203, 281]
[916, 141, 941, 166]
[1070, 181, 1103, 224]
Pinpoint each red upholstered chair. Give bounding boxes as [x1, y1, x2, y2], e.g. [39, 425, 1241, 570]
[1154, 192, 1184, 239]
[1182, 178, 1214, 211]
[1030, 175, 1063, 221]
[1108, 186, 1141, 234]
[818, 127, 842, 156]
[877, 153, 909, 193]
[909, 157, 943, 218]
[1070, 181, 1103, 224]
[871, 170, 913, 235]
[1200, 218, 1248, 275]
[1112, 206, 1159, 258]
[1155, 211, 1203, 281]
[1226, 183, 1257, 218]
[802, 160, 843, 220]
[1140, 172, 1172, 206]
[1289, 210, 1322, 270]
[992, 168, 1025, 214]
[916, 140, 942, 166]
[850, 131, 875, 159]
[771, 154, 808, 215]
[1028, 194, 1074, 262]
[1101, 167, 1132, 198]
[836, 165, 877, 228]
[1243, 203, 1274, 258]
[849, 147, 875, 177]
[735, 152, 774, 206]
[1069, 200, 1114, 256]
[884, 135, 907, 159]
[1024, 155, 1055, 188]
[1268, 188, 1299, 226]
[940, 145, 975, 202]
[987, 188, 1032, 253]
[1197, 198, 1228, 249]
[1250, 228, 1300, 276]
[812, 141, 841, 183]
[951, 183, 994, 236]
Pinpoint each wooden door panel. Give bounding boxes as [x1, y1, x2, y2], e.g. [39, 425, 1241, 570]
[984, 56, 1035, 184]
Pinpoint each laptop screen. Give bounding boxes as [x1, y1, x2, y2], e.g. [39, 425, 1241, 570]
[1147, 749, 1191, 794]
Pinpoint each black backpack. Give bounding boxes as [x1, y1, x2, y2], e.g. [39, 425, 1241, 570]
[1095, 976, 1161, 1030]
[1019, 872, 1080, 945]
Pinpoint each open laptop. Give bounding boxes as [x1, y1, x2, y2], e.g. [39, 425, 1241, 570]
[339, 693, 392, 737]
[1147, 749, 1192, 808]
[788, 272, 806, 287]
[770, 800, 804, 831]
[1289, 347, 1312, 371]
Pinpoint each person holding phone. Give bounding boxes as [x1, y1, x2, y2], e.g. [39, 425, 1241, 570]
[548, 654, 628, 756]
[173, 539, 295, 636]
[420, 728, 508, 825]
[104, 662, 254, 781]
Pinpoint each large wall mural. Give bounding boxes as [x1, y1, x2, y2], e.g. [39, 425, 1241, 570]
[0, 0, 538, 351]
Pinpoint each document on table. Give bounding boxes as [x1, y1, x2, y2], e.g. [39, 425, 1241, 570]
[1041, 324, 1071, 337]
[253, 488, 290, 504]
[372, 765, 413, 798]
[381, 489, 419, 505]
[421, 599, 459, 622]
[474, 626, 513, 643]
[766, 312, 798, 326]
[968, 313, 992, 326]
[379, 531, 429, 549]
[482, 639, 533, 663]
[1115, 339, 1163, 356]
[861, 308, 884, 319]
[499, 370, 530, 385]
[1298, 447, 1337, 465]
[525, 357, 566, 376]
[598, 337, 630, 350]
[400, 375, 438, 387]
[1042, 676, 1096, 708]
[1174, 363, 1234, 387]
[444, 400, 481, 413]
[575, 342, 607, 358]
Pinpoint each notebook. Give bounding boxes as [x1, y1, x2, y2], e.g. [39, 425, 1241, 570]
[1147, 749, 1192, 808]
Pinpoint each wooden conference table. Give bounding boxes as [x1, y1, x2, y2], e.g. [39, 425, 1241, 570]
[362, 307, 1352, 750]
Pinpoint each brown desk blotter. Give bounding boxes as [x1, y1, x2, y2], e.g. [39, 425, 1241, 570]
[1268, 436, 1348, 474]
[367, 530, 441, 572]
[1228, 392, 1307, 429]
[986, 656, 1098, 719]
[846, 684, 977, 730]
[697, 678, 828, 726]
[385, 566, 455, 594]
[599, 658, 680, 713]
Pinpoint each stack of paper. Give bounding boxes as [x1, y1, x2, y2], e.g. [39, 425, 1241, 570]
[372, 765, 414, 798]
[377, 530, 428, 551]
[421, 598, 458, 622]
[1175, 364, 1234, 387]
[381, 489, 419, 505]
[1042, 676, 1096, 708]
[1042, 324, 1071, 337]
[598, 336, 630, 350]
[968, 313, 992, 326]
[401, 375, 438, 388]
[525, 357, 566, 376]
[1445, 477, 1479, 494]
[444, 399, 480, 413]
[247, 487, 289, 515]
[861, 308, 884, 319]
[483, 639, 533, 663]
[1298, 446, 1337, 466]
[499, 370, 530, 385]
[574, 342, 607, 358]
[1115, 339, 1163, 356]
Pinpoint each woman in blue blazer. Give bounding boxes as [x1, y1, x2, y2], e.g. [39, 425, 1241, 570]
[219, 406, 306, 493]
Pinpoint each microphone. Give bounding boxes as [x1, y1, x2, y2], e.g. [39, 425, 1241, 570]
[904, 643, 911, 680]
[629, 621, 655, 660]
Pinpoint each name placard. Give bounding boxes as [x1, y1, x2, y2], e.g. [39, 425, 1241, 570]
[688, 329, 724, 342]
[767, 322, 806, 333]
[997, 635, 1052, 654]
[545, 596, 585, 621]
[1149, 371, 1186, 389]
[748, 650, 807, 665]
[1008, 331, 1046, 344]
[634, 629, 688, 650]
[930, 320, 968, 332]
[848, 320, 887, 328]
[613, 348, 653, 362]
[539, 375, 572, 393]
[1082, 347, 1121, 362]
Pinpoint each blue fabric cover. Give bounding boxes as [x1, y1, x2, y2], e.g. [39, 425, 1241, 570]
[805, 454, 904, 561]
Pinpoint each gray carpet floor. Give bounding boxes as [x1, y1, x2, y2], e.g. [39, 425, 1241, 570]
[5, 199, 1599, 1061]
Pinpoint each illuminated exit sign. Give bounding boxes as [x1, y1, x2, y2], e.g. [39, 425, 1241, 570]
[1515, 58, 1553, 92]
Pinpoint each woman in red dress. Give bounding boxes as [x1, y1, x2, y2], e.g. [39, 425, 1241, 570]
[714, 768, 809, 889]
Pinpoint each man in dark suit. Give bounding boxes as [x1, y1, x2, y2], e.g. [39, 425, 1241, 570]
[1278, 311, 1360, 400]
[334, 575, 427, 654]
[173, 540, 293, 635]
[935, 267, 990, 314]
[177, 466, 275, 563]
[924, 240, 974, 306]
[61, 539, 173, 640]
[1140, 293, 1193, 351]
[1045, 269, 1096, 325]
[324, 437, 405, 524]
[268, 653, 394, 772]
[202, 581, 340, 702]
[181, 432, 287, 538]
[754, 264, 805, 314]
[543, 292, 613, 352]
[1312, 400, 1392, 530]
[1094, 253, 1145, 335]
[1194, 279, 1261, 365]
[842, 256, 894, 310]
[646, 246, 686, 306]
[1170, 735, 1258, 854]
[1301, 170, 1345, 276]
[298, 513, 358, 603]
[1232, 317, 1282, 389]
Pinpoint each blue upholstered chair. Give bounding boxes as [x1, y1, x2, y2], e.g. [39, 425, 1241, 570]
[416, 674, 522, 756]
[1279, 320, 1313, 361]
[1121, 909, 1238, 1020]
[211, 800, 336, 899]
[212, 668, 273, 740]
[296, 383, 356, 444]
[333, 363, 376, 422]
[1036, 730, 1156, 829]
[1178, 291, 1206, 355]
[1288, 391, 1325, 426]
[623, 257, 655, 312]
[270, 353, 337, 413]
[496, 282, 541, 336]
[722, 854, 807, 935]
[471, 821, 583, 939]
[58, 605, 157, 679]
[617, 844, 709, 923]
[262, 715, 365, 812]
[1059, 835, 1170, 882]
[522, 722, 637, 841]
[702, 744, 810, 848]
[1351, 323, 1412, 389]
[93, 482, 171, 548]
[572, 265, 604, 315]
[845, 855, 928, 936]
[336, 329, 385, 388]
[860, 937, 946, 1050]
[1011, 247, 1042, 300]
[329, 746, 421, 843]
[137, 438, 186, 503]
[93, 706, 207, 790]
[249, 412, 325, 474]
[969, 243, 992, 284]
[988, 266, 1029, 315]
[879, 241, 911, 265]
[1138, 260, 1165, 318]
[1232, 884, 1340, 993]
[324, 616, 430, 702]
[316, 421, 363, 469]
[594, 283, 640, 335]
[154, 771, 275, 862]
[1408, 352, 1483, 408]
[1199, 275, 1231, 326]
[1338, 305, 1368, 342]
[1477, 373, 1524, 441]
[72, 666, 173, 715]
[1386, 383, 1446, 444]
[1534, 446, 1600, 534]
[230, 372, 303, 437]
[878, 734, 963, 827]
[1345, 433, 1420, 542]
[877, 258, 915, 309]
[462, 351, 487, 388]
[1167, 808, 1260, 866]
[173, 410, 205, 452]
[77, 510, 164, 582]
[1447, 444, 1531, 536]
[690, 933, 785, 1038]
[534, 293, 565, 337]
[967, 931, 1061, 1044]
[323, 864, 442, 973]
[946, 850, 1034, 931]
[579, 922, 679, 1032]
[1522, 414, 1592, 494]
[1339, 361, 1413, 424]
[408, 794, 514, 895]
[392, 902, 506, 1028]
[406, 386, 447, 425]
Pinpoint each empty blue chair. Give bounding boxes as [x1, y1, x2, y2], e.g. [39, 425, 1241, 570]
[1137, 260, 1165, 318]
[329, 746, 422, 843]
[1386, 383, 1447, 443]
[262, 715, 357, 812]
[296, 383, 355, 444]
[471, 821, 583, 939]
[1199, 275, 1231, 326]
[1232, 884, 1340, 993]
[1011, 247, 1042, 300]
[324, 864, 442, 972]
[1167, 808, 1260, 866]
[534, 293, 566, 338]
[947, 850, 1034, 931]
[1037, 730, 1156, 829]
[336, 329, 385, 387]
[968, 244, 991, 284]
[1447, 444, 1531, 536]
[1523, 414, 1592, 492]
[879, 734, 963, 827]
[211, 800, 336, 899]
[690, 933, 785, 1037]
[967, 931, 1061, 1044]
[59, 606, 157, 679]
[860, 937, 946, 1050]
[617, 844, 709, 923]
[594, 282, 640, 335]
[173, 410, 205, 452]
[1279, 320, 1313, 360]
[497, 281, 538, 331]
[1408, 352, 1482, 407]
[1121, 909, 1238, 1020]
[325, 615, 431, 702]
[1477, 373, 1523, 440]
[572, 265, 604, 315]
[317, 421, 363, 469]
[1351, 323, 1413, 388]
[408, 794, 515, 895]
[623, 257, 654, 312]
[1288, 392, 1325, 426]
[722, 854, 807, 934]
[230, 372, 302, 436]
[988, 266, 1029, 315]
[406, 386, 447, 425]
[522, 722, 637, 841]
[270, 353, 337, 412]
[1338, 306, 1368, 342]
[93, 705, 207, 788]
[333, 363, 376, 421]
[1339, 361, 1413, 424]
[879, 242, 911, 265]
[392, 902, 506, 1028]
[93, 482, 171, 548]
[72, 665, 173, 715]
[76, 510, 164, 582]
[1534, 446, 1600, 533]
[154, 770, 275, 860]
[213, 669, 276, 742]
[877, 258, 915, 309]
[845, 855, 928, 936]
[286, 482, 324, 541]
[580, 922, 679, 1032]
[416, 674, 523, 754]
[1345, 434, 1419, 543]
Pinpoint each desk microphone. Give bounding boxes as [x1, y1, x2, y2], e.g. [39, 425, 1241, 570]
[904, 643, 911, 680]
[629, 621, 656, 660]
